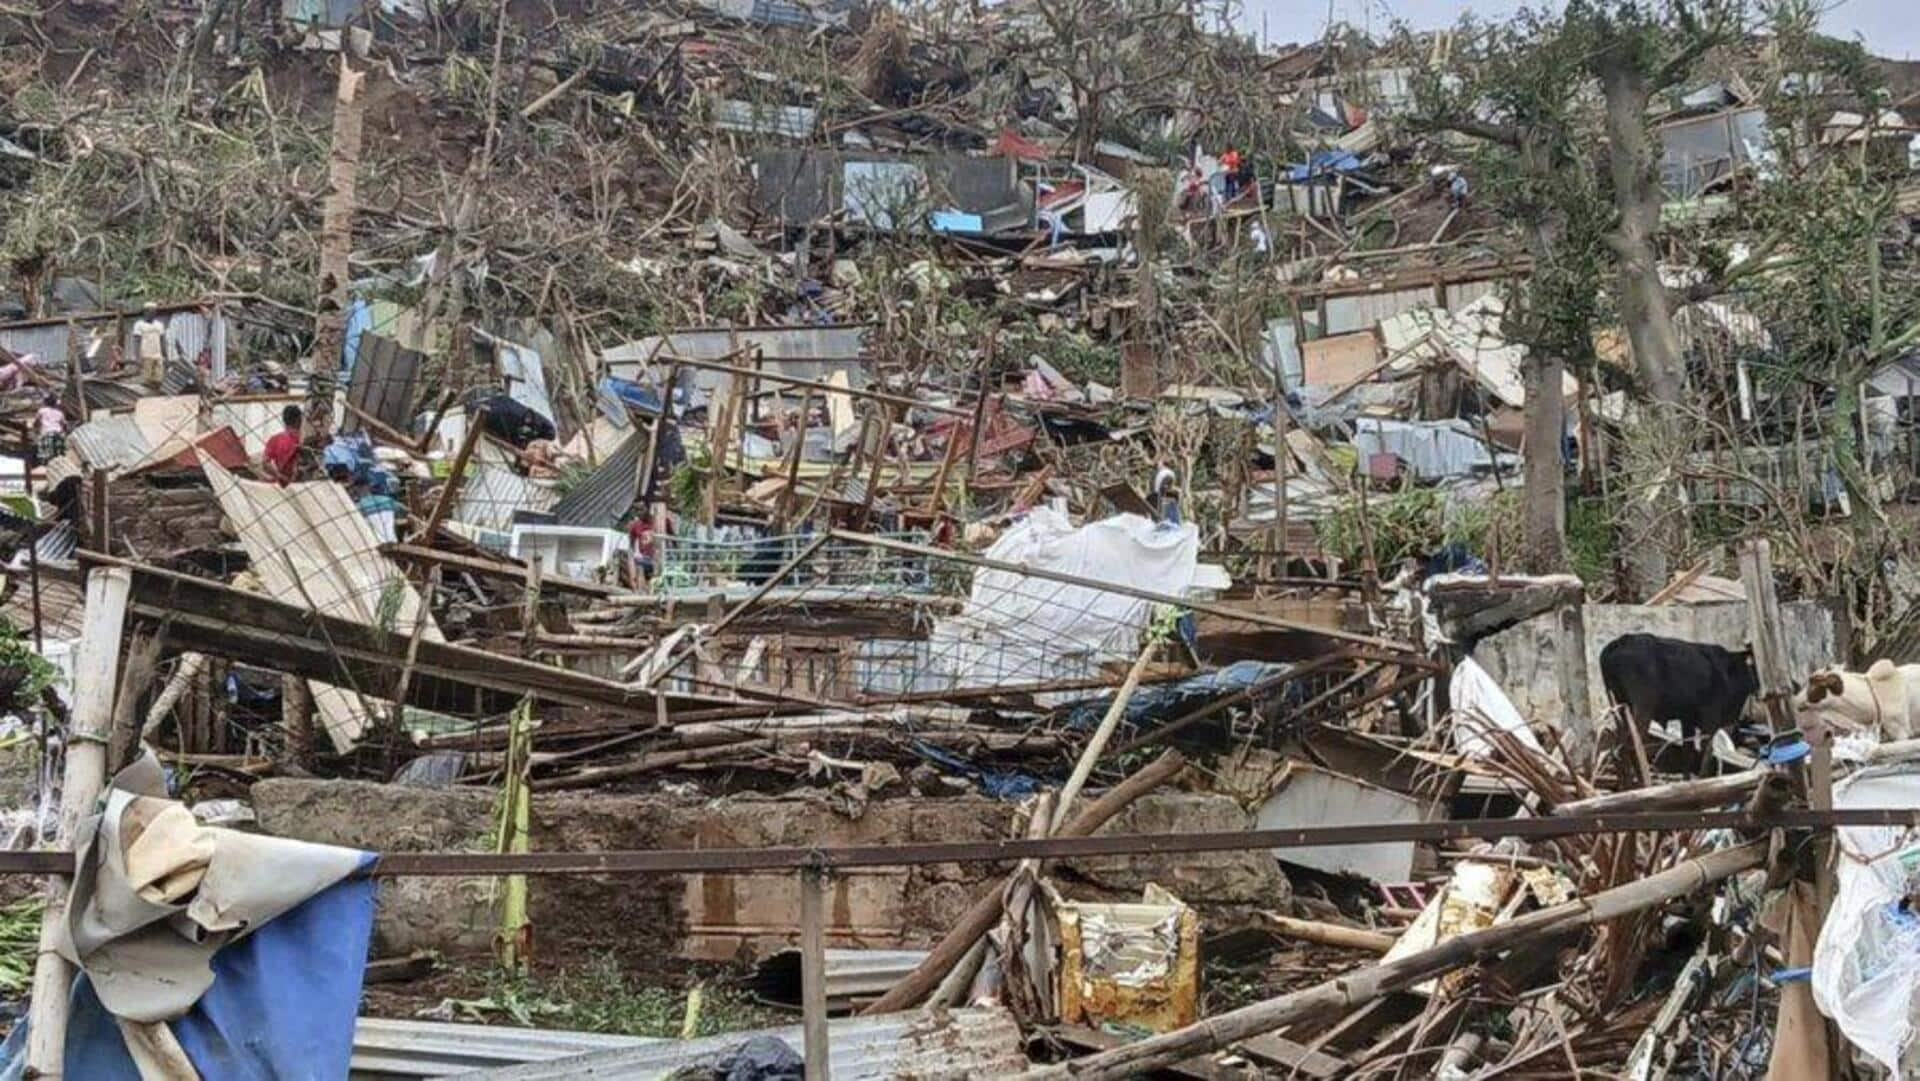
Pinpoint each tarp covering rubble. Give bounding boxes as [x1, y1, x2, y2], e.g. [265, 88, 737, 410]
[925, 508, 1197, 692]
[0, 753, 374, 1080]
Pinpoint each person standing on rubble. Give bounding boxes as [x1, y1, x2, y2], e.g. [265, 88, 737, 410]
[264, 404, 304, 486]
[34, 395, 65, 463]
[132, 302, 169, 389]
[1221, 144, 1244, 200]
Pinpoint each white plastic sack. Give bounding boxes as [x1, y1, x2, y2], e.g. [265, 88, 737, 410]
[1449, 657, 1545, 758]
[926, 508, 1197, 692]
[1812, 766, 1920, 1072]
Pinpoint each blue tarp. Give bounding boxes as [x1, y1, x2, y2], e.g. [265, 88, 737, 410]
[1282, 151, 1364, 183]
[599, 375, 663, 416]
[928, 209, 984, 234]
[1059, 660, 1295, 734]
[911, 742, 1041, 800]
[1, 858, 378, 1081]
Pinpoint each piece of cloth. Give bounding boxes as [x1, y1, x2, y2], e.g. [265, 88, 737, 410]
[1449, 657, 1546, 758]
[36, 405, 65, 436]
[57, 753, 370, 1023]
[0, 861, 378, 1081]
[263, 429, 300, 484]
[1812, 767, 1920, 1072]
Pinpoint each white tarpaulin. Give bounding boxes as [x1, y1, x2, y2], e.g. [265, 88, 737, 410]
[1812, 765, 1920, 1073]
[202, 459, 441, 751]
[925, 508, 1197, 691]
[1449, 656, 1545, 758]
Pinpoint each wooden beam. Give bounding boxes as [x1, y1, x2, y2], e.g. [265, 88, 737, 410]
[658, 353, 972, 418]
[383, 543, 619, 599]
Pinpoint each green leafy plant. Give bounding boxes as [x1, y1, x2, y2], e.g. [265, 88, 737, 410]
[0, 616, 58, 709]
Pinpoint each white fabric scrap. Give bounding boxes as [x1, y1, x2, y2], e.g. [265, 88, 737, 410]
[57, 752, 368, 1024]
[1449, 657, 1545, 758]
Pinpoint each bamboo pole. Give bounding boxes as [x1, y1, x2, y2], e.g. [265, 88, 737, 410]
[1016, 841, 1766, 1080]
[25, 566, 132, 1077]
[416, 406, 488, 544]
[861, 750, 1187, 1015]
[1259, 913, 1396, 953]
[1549, 768, 1772, 817]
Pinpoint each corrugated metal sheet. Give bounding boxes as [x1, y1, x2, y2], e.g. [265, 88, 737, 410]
[351, 1018, 652, 1077]
[0, 322, 73, 362]
[548, 429, 642, 528]
[203, 461, 440, 751]
[750, 948, 930, 1009]
[1322, 287, 1433, 336]
[344, 333, 423, 436]
[66, 416, 153, 472]
[210, 396, 304, 457]
[464, 1006, 1028, 1079]
[601, 324, 871, 391]
[454, 440, 560, 532]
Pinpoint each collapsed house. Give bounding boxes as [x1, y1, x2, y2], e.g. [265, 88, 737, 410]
[3, 0, 1920, 1077]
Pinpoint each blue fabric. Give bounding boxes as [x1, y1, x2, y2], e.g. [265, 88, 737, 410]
[600, 376, 662, 416]
[1, 859, 377, 1081]
[1283, 151, 1363, 182]
[1059, 660, 1294, 733]
[910, 741, 1041, 800]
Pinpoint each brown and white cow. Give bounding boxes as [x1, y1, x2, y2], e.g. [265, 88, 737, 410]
[1793, 660, 1920, 741]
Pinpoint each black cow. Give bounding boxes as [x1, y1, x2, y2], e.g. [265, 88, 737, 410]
[1598, 633, 1758, 775]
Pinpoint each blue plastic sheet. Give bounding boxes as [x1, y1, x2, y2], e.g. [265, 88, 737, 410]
[1059, 659, 1295, 734]
[911, 741, 1041, 800]
[1, 858, 377, 1081]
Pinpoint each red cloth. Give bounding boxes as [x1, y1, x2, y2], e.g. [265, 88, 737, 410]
[1220, 149, 1243, 172]
[264, 430, 300, 485]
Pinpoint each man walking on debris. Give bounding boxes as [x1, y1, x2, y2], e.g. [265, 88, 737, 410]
[132, 302, 168, 389]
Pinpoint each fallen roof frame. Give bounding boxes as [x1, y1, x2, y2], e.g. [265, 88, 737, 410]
[85, 551, 736, 720]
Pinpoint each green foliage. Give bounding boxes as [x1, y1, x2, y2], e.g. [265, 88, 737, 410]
[668, 446, 711, 520]
[1565, 493, 1617, 587]
[438, 954, 780, 1037]
[0, 894, 39, 996]
[0, 616, 57, 707]
[1314, 487, 1527, 569]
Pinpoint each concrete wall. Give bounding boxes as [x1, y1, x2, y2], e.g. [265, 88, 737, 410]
[1472, 599, 1841, 737]
[250, 780, 1288, 964]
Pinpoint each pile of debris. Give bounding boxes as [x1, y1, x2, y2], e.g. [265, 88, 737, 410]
[3, 0, 1920, 1077]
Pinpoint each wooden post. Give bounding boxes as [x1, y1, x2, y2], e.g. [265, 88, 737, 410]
[639, 361, 680, 506]
[800, 863, 831, 1079]
[774, 389, 815, 529]
[25, 566, 132, 1077]
[309, 58, 366, 432]
[1738, 539, 1794, 735]
[416, 406, 488, 545]
[1269, 378, 1289, 577]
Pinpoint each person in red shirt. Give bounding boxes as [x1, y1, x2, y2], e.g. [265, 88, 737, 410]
[1220, 145, 1244, 199]
[263, 404, 303, 485]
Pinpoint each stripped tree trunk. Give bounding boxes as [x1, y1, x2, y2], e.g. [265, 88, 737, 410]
[310, 59, 366, 433]
[1599, 58, 1687, 598]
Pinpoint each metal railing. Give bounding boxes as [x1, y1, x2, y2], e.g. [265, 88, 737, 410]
[654, 530, 936, 594]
